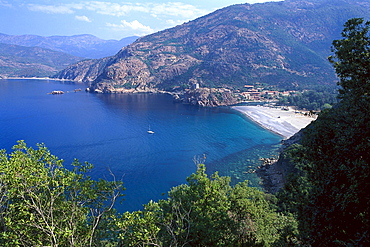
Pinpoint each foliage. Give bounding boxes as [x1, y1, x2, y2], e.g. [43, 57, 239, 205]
[278, 90, 338, 111]
[115, 164, 298, 246]
[277, 18, 370, 246]
[329, 18, 370, 101]
[0, 143, 298, 246]
[0, 141, 124, 247]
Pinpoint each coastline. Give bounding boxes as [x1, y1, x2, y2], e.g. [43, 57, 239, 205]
[232, 105, 316, 139]
[2, 77, 74, 81]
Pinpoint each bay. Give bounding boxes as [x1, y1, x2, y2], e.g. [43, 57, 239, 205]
[0, 79, 282, 211]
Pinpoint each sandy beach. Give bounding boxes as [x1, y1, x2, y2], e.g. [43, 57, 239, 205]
[232, 105, 316, 139]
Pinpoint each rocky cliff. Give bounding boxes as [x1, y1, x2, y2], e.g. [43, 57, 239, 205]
[174, 88, 240, 107]
[53, 0, 370, 105]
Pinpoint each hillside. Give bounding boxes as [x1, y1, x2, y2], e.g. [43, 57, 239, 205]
[0, 34, 138, 59]
[53, 0, 370, 98]
[0, 43, 82, 78]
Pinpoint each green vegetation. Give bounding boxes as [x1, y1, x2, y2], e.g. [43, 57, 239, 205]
[0, 143, 297, 246]
[0, 141, 124, 246]
[115, 165, 297, 246]
[1, 18, 369, 246]
[278, 89, 338, 111]
[277, 18, 370, 245]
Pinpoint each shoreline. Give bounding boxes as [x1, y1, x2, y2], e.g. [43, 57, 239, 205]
[1, 77, 76, 81]
[232, 105, 316, 139]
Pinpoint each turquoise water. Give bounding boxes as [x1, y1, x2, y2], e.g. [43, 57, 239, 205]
[0, 79, 282, 211]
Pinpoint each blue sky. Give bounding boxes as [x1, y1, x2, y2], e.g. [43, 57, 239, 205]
[0, 0, 282, 40]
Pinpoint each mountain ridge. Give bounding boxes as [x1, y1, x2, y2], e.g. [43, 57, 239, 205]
[0, 43, 83, 78]
[0, 33, 138, 59]
[53, 0, 370, 104]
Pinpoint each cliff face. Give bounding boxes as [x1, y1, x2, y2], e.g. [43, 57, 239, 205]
[53, 0, 370, 102]
[178, 88, 240, 107]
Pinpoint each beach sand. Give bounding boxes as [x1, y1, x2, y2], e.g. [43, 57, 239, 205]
[232, 105, 316, 139]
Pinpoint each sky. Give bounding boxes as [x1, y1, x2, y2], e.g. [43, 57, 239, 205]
[0, 0, 283, 40]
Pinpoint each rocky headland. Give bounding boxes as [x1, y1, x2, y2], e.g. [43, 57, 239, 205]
[175, 87, 241, 107]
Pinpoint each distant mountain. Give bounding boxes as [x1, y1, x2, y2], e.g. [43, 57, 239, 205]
[0, 43, 83, 78]
[53, 0, 370, 97]
[0, 34, 138, 59]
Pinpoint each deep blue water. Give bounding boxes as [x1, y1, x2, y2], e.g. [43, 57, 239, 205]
[0, 79, 282, 211]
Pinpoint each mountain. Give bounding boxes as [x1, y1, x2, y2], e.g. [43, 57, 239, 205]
[0, 34, 138, 59]
[53, 0, 370, 98]
[0, 43, 83, 78]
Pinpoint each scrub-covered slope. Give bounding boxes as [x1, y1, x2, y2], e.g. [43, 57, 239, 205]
[54, 0, 370, 94]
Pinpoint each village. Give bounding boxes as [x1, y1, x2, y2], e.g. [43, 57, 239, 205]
[235, 84, 319, 118]
[238, 84, 296, 102]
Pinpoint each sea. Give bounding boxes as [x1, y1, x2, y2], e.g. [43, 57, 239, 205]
[0, 79, 282, 212]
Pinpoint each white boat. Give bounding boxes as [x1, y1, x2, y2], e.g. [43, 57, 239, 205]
[147, 126, 154, 134]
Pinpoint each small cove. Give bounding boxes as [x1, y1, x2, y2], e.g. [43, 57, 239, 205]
[0, 79, 282, 211]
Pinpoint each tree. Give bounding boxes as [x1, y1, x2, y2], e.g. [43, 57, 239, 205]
[0, 141, 124, 247]
[116, 164, 298, 246]
[329, 18, 370, 100]
[278, 90, 337, 111]
[278, 18, 370, 246]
